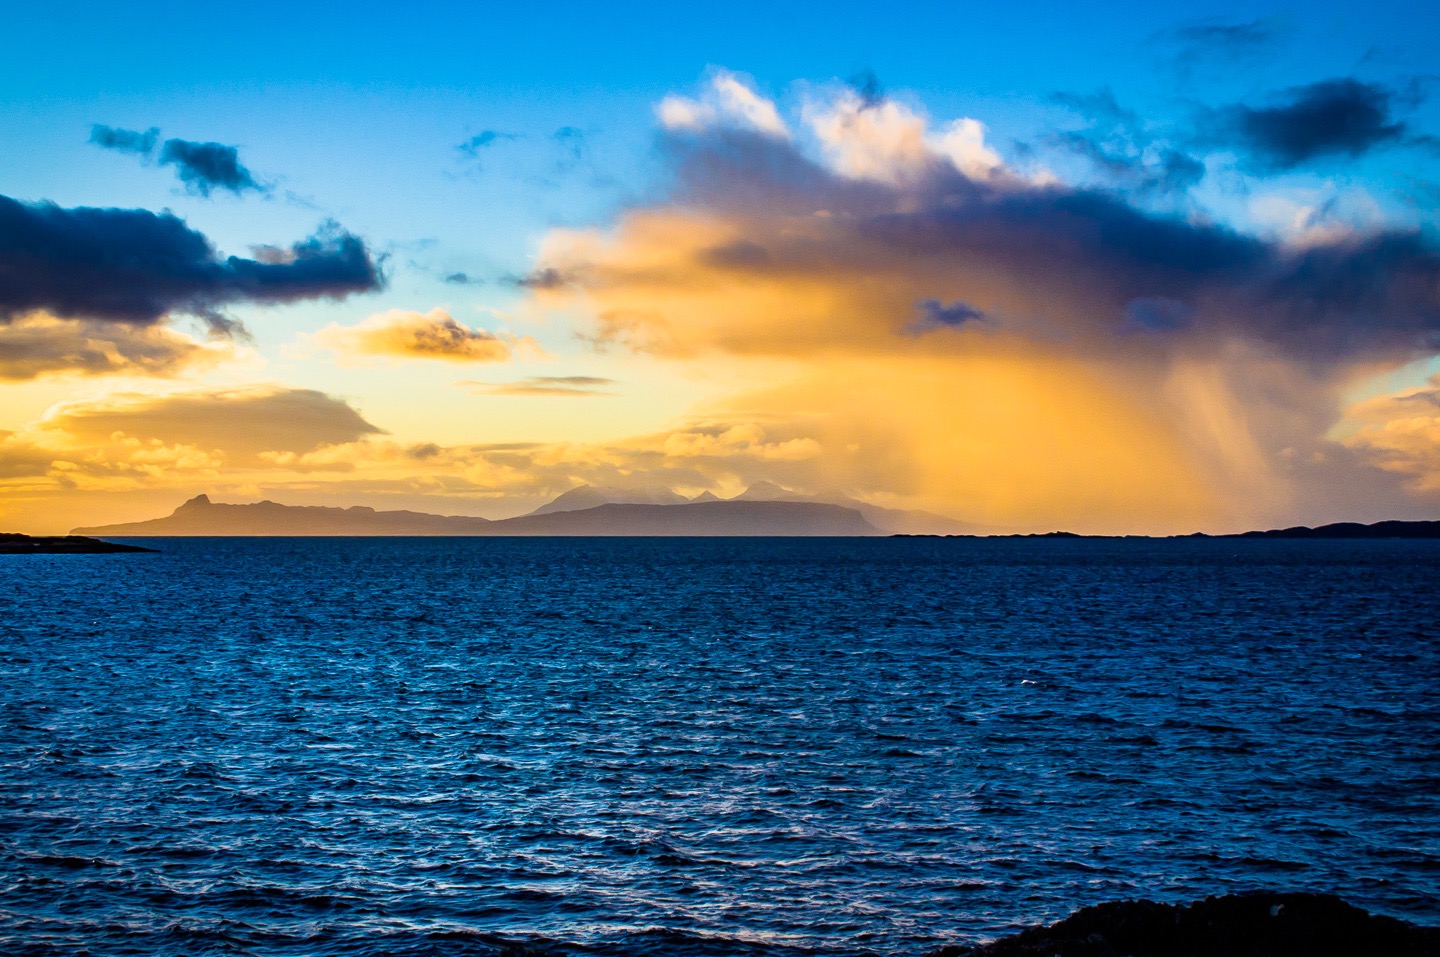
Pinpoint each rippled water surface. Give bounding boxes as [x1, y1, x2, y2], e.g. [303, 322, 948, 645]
[2, 537, 1438, 955]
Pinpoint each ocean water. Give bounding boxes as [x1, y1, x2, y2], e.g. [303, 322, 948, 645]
[2, 537, 1437, 956]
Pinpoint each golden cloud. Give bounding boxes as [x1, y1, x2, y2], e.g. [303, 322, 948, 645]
[0, 314, 237, 381]
[313, 308, 535, 363]
[1342, 375, 1440, 491]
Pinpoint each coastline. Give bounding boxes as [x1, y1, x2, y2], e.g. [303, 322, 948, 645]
[0, 533, 156, 554]
[924, 892, 1440, 957]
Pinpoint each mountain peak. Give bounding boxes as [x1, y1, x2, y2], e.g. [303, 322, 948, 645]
[178, 494, 212, 509]
[528, 484, 687, 517]
[735, 481, 802, 502]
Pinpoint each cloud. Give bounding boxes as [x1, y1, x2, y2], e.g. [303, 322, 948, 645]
[38, 385, 383, 463]
[1216, 78, 1408, 169]
[1164, 18, 1282, 75]
[660, 421, 821, 462]
[554, 126, 585, 159]
[803, 87, 1004, 185]
[0, 385, 386, 519]
[512, 73, 1440, 531]
[313, 308, 523, 362]
[1341, 375, 1440, 491]
[254, 415, 836, 502]
[1172, 19, 1278, 51]
[89, 124, 159, 156]
[512, 267, 570, 289]
[1157, 19, 1288, 89]
[0, 314, 236, 381]
[658, 70, 789, 138]
[911, 299, 989, 333]
[533, 122, 1440, 363]
[848, 69, 886, 110]
[90, 125, 267, 196]
[1122, 297, 1194, 333]
[1051, 131, 1205, 194]
[1048, 89, 1204, 194]
[157, 139, 265, 196]
[458, 130, 518, 160]
[462, 375, 616, 396]
[442, 271, 482, 285]
[0, 196, 384, 328]
[1051, 89, 1137, 127]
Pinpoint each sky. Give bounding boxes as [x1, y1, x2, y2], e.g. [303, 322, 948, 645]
[2, 0, 1439, 535]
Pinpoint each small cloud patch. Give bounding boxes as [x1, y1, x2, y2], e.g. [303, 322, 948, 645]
[910, 299, 990, 334]
[89, 124, 267, 196]
[463, 375, 616, 396]
[314, 308, 525, 363]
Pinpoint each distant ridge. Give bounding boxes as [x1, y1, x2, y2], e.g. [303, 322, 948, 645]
[72, 494, 495, 536]
[73, 496, 1439, 540]
[1230, 519, 1440, 539]
[73, 494, 879, 537]
[895, 519, 1440, 539]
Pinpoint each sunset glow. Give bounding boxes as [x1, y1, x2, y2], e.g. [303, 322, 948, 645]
[3, 3, 1438, 534]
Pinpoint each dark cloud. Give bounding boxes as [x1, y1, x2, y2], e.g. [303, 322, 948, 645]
[1218, 78, 1408, 169]
[911, 299, 989, 333]
[90, 125, 266, 196]
[89, 124, 159, 156]
[1154, 149, 1207, 191]
[158, 139, 265, 196]
[614, 127, 1440, 362]
[443, 272, 482, 285]
[0, 194, 384, 329]
[857, 179, 1440, 360]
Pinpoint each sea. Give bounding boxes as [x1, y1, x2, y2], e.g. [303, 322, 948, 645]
[2, 537, 1438, 956]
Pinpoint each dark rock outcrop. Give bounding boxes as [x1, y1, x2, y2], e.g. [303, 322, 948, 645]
[0, 533, 155, 554]
[928, 892, 1440, 957]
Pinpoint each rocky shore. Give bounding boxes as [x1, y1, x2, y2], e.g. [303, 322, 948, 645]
[0, 533, 155, 554]
[926, 892, 1440, 957]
